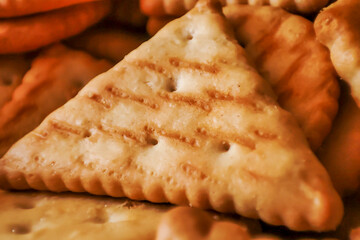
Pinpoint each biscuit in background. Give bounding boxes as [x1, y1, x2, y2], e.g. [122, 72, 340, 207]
[0, 0, 101, 18]
[0, 44, 112, 157]
[0, 0, 343, 232]
[156, 207, 252, 240]
[0, 55, 31, 108]
[224, 5, 339, 150]
[140, 0, 328, 17]
[317, 83, 360, 196]
[146, 16, 176, 36]
[314, 0, 360, 108]
[66, 28, 148, 63]
[0, 0, 111, 54]
[107, 0, 147, 28]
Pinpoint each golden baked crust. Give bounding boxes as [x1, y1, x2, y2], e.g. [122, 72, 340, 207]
[0, 0, 110, 54]
[0, 0, 101, 18]
[314, 0, 360, 108]
[0, 55, 31, 109]
[0, 44, 112, 157]
[0, 0, 343, 231]
[66, 28, 148, 63]
[224, 5, 339, 150]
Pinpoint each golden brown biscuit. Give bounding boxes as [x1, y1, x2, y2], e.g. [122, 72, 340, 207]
[0, 0, 101, 18]
[140, 0, 328, 16]
[314, 0, 360, 108]
[0, 44, 112, 157]
[66, 28, 148, 63]
[0, 0, 343, 231]
[0, 190, 169, 239]
[0, 55, 31, 108]
[156, 207, 251, 240]
[224, 5, 339, 150]
[317, 84, 360, 196]
[0, 0, 111, 54]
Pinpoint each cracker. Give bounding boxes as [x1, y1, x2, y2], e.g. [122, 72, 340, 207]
[0, 0, 342, 231]
[66, 28, 148, 63]
[0, 0, 111, 54]
[0, 55, 31, 109]
[0, 190, 169, 239]
[317, 84, 360, 196]
[0, 0, 100, 18]
[140, 0, 328, 17]
[314, 0, 360, 108]
[0, 44, 112, 157]
[156, 207, 251, 240]
[224, 5, 339, 150]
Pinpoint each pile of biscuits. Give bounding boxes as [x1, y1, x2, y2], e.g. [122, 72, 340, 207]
[1, 0, 360, 239]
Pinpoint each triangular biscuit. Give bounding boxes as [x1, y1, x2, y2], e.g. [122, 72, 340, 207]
[0, 0, 342, 231]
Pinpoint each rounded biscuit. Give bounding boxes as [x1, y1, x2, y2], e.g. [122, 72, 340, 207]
[0, 0, 111, 54]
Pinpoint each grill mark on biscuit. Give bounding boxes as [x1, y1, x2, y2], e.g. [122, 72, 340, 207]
[196, 127, 255, 150]
[106, 86, 159, 109]
[87, 94, 112, 109]
[99, 125, 146, 144]
[254, 129, 277, 140]
[206, 89, 260, 110]
[131, 60, 170, 78]
[169, 57, 219, 74]
[144, 125, 199, 147]
[48, 120, 88, 137]
[158, 91, 211, 112]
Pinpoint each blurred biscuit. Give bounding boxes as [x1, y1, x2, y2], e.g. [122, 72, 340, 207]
[315, 0, 360, 108]
[0, 44, 112, 156]
[0, 0, 110, 54]
[317, 83, 360, 196]
[224, 5, 339, 150]
[140, 0, 328, 17]
[66, 28, 148, 63]
[0, 0, 101, 18]
[156, 207, 251, 240]
[146, 16, 175, 36]
[108, 0, 147, 28]
[0, 55, 31, 108]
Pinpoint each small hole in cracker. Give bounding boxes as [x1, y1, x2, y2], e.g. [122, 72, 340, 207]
[221, 141, 230, 152]
[8, 224, 31, 234]
[147, 137, 158, 146]
[15, 201, 35, 210]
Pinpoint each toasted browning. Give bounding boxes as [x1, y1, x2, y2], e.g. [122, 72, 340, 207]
[224, 5, 339, 150]
[0, 44, 112, 157]
[0, 0, 343, 231]
[0, 0, 110, 54]
[315, 0, 360, 108]
[66, 28, 148, 63]
[0, 0, 101, 18]
[156, 207, 251, 240]
[140, 0, 328, 16]
[317, 84, 360, 196]
[0, 55, 31, 108]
